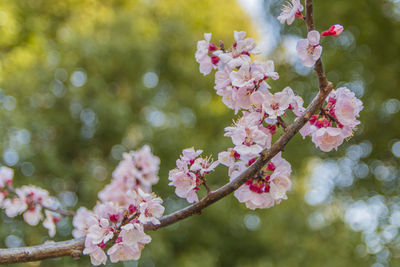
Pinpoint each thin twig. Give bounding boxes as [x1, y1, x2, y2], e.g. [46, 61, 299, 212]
[277, 116, 288, 131]
[320, 108, 339, 124]
[202, 180, 211, 195]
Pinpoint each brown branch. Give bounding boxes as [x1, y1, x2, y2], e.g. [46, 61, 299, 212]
[0, 1, 333, 264]
[276, 116, 288, 131]
[0, 238, 85, 264]
[201, 180, 211, 195]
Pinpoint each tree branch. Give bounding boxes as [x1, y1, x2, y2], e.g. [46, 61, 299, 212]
[0, 1, 333, 264]
[0, 238, 85, 264]
[277, 116, 288, 131]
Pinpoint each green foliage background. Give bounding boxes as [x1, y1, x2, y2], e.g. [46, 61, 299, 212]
[0, 0, 399, 266]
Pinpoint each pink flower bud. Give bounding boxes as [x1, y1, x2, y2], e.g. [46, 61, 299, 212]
[208, 43, 218, 52]
[248, 158, 257, 166]
[321, 24, 344, 37]
[109, 214, 120, 223]
[266, 162, 276, 171]
[211, 56, 220, 65]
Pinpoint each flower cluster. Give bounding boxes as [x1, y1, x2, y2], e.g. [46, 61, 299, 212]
[168, 148, 218, 203]
[300, 87, 363, 152]
[0, 166, 63, 237]
[73, 145, 165, 265]
[79, 189, 163, 265]
[233, 153, 292, 210]
[190, 31, 303, 209]
[98, 145, 160, 206]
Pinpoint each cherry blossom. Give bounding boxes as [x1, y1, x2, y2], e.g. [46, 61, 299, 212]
[107, 240, 141, 263]
[195, 33, 217, 75]
[311, 127, 345, 152]
[120, 223, 151, 247]
[168, 167, 199, 203]
[43, 210, 60, 237]
[232, 153, 292, 209]
[253, 90, 292, 119]
[332, 87, 363, 126]
[3, 197, 27, 218]
[169, 148, 217, 203]
[0, 166, 13, 188]
[300, 86, 362, 151]
[137, 189, 165, 225]
[72, 207, 97, 238]
[83, 237, 107, 266]
[224, 120, 271, 157]
[296, 30, 323, 67]
[277, 0, 304, 25]
[99, 145, 160, 206]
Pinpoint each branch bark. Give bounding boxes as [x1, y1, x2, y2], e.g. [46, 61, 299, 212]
[0, 0, 333, 264]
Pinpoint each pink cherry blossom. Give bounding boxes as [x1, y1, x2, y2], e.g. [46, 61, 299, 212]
[311, 127, 345, 152]
[72, 207, 97, 238]
[214, 67, 231, 91]
[271, 152, 292, 173]
[224, 123, 270, 157]
[299, 121, 318, 138]
[251, 60, 279, 83]
[107, 241, 141, 263]
[181, 147, 203, 163]
[0, 166, 13, 188]
[3, 197, 27, 217]
[169, 148, 217, 203]
[234, 184, 275, 210]
[234, 31, 261, 55]
[277, 0, 304, 25]
[214, 50, 250, 70]
[283, 87, 305, 116]
[218, 148, 240, 168]
[111, 145, 160, 192]
[321, 24, 344, 37]
[23, 205, 43, 226]
[230, 63, 256, 88]
[269, 171, 292, 201]
[252, 90, 292, 119]
[332, 87, 363, 126]
[99, 145, 160, 206]
[87, 217, 114, 245]
[120, 223, 151, 247]
[83, 237, 107, 266]
[137, 189, 165, 225]
[195, 33, 214, 75]
[43, 210, 60, 237]
[296, 30, 323, 67]
[168, 168, 198, 203]
[190, 157, 219, 176]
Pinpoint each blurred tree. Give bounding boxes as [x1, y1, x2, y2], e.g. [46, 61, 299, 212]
[0, 0, 398, 266]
